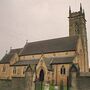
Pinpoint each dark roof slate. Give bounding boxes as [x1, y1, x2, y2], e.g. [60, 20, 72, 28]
[12, 56, 74, 67]
[0, 53, 15, 64]
[20, 36, 78, 56]
[10, 48, 22, 54]
[12, 59, 39, 66]
[50, 57, 74, 64]
[0, 48, 22, 64]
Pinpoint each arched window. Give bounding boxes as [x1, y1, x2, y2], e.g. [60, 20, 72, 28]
[13, 67, 16, 74]
[61, 65, 66, 75]
[2, 65, 6, 72]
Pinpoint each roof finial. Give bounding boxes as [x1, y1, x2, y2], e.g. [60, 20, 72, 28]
[80, 3, 82, 13]
[10, 46, 12, 51]
[83, 9, 85, 17]
[69, 6, 71, 16]
[26, 40, 28, 44]
[6, 50, 8, 55]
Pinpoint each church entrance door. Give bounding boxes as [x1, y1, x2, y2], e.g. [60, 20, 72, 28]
[39, 69, 44, 82]
[35, 69, 44, 90]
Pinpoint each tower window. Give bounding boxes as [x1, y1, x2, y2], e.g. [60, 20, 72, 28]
[13, 67, 16, 74]
[75, 22, 80, 34]
[61, 65, 66, 75]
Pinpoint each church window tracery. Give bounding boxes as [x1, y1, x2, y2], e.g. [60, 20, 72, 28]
[13, 66, 16, 74]
[61, 65, 66, 75]
[2, 64, 6, 72]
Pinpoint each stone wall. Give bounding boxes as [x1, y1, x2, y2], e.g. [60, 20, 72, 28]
[0, 79, 11, 90]
[0, 75, 90, 90]
[77, 76, 90, 90]
[0, 77, 25, 90]
[12, 77, 25, 90]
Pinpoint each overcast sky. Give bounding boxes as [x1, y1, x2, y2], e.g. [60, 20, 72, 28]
[0, 0, 90, 65]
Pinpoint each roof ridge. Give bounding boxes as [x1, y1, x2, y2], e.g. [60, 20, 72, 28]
[27, 35, 78, 44]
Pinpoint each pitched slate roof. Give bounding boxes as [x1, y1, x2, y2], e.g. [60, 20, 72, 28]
[12, 59, 39, 66]
[51, 57, 74, 64]
[12, 56, 74, 67]
[10, 48, 22, 54]
[0, 48, 22, 64]
[20, 36, 78, 56]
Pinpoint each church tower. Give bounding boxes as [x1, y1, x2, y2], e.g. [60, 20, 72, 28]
[69, 4, 89, 72]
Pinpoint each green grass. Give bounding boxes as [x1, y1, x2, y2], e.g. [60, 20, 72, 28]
[36, 83, 69, 90]
[64, 86, 67, 90]
[49, 84, 54, 90]
[49, 85, 68, 90]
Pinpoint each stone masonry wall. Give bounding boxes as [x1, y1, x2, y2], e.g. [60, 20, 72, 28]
[0, 75, 90, 90]
[0, 79, 11, 90]
[0, 77, 25, 90]
[77, 76, 90, 90]
[11, 77, 25, 90]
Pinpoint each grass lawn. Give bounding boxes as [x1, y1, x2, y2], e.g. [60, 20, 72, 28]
[49, 85, 68, 90]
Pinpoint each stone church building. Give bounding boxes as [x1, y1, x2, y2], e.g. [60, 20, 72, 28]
[0, 4, 90, 90]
